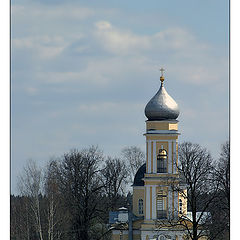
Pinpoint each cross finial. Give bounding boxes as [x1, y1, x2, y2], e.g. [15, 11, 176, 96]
[160, 67, 165, 77]
[159, 67, 165, 84]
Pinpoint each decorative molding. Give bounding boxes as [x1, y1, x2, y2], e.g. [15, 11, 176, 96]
[147, 130, 178, 134]
[133, 186, 145, 189]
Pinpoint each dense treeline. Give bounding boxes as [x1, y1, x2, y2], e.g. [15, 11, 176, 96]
[11, 142, 230, 240]
[11, 146, 144, 240]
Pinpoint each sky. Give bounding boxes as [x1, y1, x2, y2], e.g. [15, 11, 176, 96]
[11, 0, 229, 194]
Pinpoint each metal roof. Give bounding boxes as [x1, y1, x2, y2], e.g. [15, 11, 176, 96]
[132, 163, 146, 186]
[145, 81, 180, 121]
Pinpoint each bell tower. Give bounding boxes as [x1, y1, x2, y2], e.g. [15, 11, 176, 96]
[115, 68, 189, 240]
[143, 69, 180, 222]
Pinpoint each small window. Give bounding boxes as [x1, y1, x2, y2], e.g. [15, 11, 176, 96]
[179, 199, 183, 214]
[138, 199, 143, 214]
[157, 149, 167, 173]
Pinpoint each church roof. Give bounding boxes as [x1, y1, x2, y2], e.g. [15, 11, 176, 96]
[144, 74, 180, 121]
[133, 163, 146, 186]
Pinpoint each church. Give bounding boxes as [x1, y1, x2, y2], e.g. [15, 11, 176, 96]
[110, 70, 208, 240]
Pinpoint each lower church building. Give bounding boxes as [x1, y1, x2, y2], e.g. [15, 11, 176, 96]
[110, 70, 208, 240]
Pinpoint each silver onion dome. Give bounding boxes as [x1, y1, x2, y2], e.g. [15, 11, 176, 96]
[145, 71, 180, 120]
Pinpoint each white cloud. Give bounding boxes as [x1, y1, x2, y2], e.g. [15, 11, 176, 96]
[12, 3, 227, 86]
[94, 20, 151, 55]
[92, 22, 226, 87]
[93, 21, 208, 57]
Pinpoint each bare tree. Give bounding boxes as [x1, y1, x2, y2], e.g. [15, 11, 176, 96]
[178, 142, 218, 240]
[18, 159, 44, 240]
[100, 157, 129, 211]
[44, 159, 67, 240]
[208, 141, 230, 240]
[215, 141, 230, 217]
[11, 195, 31, 240]
[12, 146, 139, 240]
[121, 146, 145, 181]
[58, 146, 104, 240]
[157, 142, 217, 240]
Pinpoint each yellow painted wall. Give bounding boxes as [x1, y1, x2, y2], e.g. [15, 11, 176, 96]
[133, 234, 141, 240]
[144, 180, 179, 186]
[133, 188, 145, 216]
[112, 232, 141, 240]
[146, 121, 178, 131]
[179, 190, 187, 216]
[146, 135, 178, 140]
[144, 173, 179, 186]
[133, 219, 143, 229]
[112, 233, 128, 240]
[169, 123, 178, 130]
[141, 221, 156, 228]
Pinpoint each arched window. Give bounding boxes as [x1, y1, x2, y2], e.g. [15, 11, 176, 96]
[157, 149, 167, 173]
[179, 199, 183, 214]
[138, 199, 143, 214]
